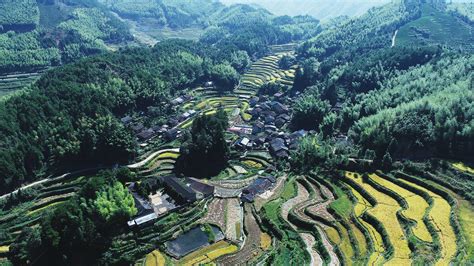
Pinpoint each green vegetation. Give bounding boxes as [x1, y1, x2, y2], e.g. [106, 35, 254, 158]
[175, 110, 230, 178]
[0, 2, 132, 75]
[94, 181, 137, 221]
[397, 3, 474, 51]
[0, 39, 240, 194]
[8, 170, 137, 265]
[1, 1, 474, 265]
[0, 0, 39, 27]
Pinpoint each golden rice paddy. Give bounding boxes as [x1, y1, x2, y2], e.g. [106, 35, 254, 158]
[398, 179, 457, 266]
[345, 172, 411, 266]
[145, 250, 165, 266]
[369, 174, 432, 242]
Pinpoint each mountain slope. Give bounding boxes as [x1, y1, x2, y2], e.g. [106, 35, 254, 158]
[396, 3, 474, 51]
[220, 0, 391, 20]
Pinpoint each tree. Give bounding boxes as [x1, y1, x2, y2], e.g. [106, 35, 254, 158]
[210, 64, 240, 92]
[291, 95, 331, 131]
[9, 227, 43, 265]
[230, 50, 251, 73]
[382, 152, 393, 170]
[290, 136, 345, 173]
[94, 181, 137, 222]
[175, 110, 230, 178]
[279, 55, 296, 69]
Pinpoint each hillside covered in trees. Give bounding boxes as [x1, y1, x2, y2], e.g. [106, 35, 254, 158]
[0, 0, 473, 265]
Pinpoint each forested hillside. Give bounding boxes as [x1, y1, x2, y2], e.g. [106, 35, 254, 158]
[0, 1, 473, 265]
[0, 0, 133, 100]
[292, 0, 474, 163]
[0, 39, 242, 193]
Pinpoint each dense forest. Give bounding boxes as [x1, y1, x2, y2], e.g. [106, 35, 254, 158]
[291, 0, 474, 163]
[0, 0, 132, 74]
[0, 0, 473, 265]
[0, 39, 245, 193]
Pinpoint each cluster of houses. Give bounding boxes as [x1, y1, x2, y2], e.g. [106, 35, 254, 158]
[121, 115, 182, 144]
[120, 97, 194, 144]
[127, 175, 215, 227]
[231, 96, 308, 159]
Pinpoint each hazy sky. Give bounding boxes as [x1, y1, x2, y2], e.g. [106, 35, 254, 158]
[220, 0, 391, 20]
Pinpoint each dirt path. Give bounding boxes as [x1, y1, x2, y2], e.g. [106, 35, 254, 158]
[391, 30, 398, 47]
[281, 182, 323, 266]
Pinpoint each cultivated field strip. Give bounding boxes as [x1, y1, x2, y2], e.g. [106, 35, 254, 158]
[344, 172, 412, 265]
[281, 181, 325, 266]
[282, 178, 342, 265]
[397, 178, 458, 265]
[235, 54, 296, 99]
[368, 173, 433, 242]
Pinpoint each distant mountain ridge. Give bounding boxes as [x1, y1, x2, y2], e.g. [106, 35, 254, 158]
[220, 0, 391, 20]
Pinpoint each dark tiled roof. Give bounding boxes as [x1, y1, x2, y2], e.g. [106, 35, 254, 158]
[161, 176, 196, 203]
[137, 129, 156, 140]
[186, 178, 214, 197]
[121, 115, 133, 124]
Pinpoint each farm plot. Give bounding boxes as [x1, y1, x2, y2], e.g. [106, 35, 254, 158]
[199, 198, 227, 230]
[144, 250, 166, 266]
[282, 180, 330, 266]
[178, 241, 238, 266]
[216, 204, 265, 265]
[235, 53, 296, 98]
[452, 162, 474, 175]
[350, 187, 386, 265]
[136, 149, 179, 176]
[225, 198, 243, 242]
[344, 172, 411, 265]
[368, 174, 432, 242]
[397, 178, 457, 265]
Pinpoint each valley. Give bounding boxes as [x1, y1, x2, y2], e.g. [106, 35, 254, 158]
[0, 0, 473, 265]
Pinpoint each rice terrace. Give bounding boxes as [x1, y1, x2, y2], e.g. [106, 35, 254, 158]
[0, 0, 473, 265]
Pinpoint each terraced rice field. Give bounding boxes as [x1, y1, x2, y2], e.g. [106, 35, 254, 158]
[368, 174, 432, 242]
[397, 178, 457, 265]
[215, 205, 265, 265]
[452, 162, 474, 174]
[260, 233, 272, 250]
[345, 172, 411, 265]
[350, 187, 386, 264]
[178, 241, 237, 266]
[235, 53, 296, 99]
[145, 250, 165, 266]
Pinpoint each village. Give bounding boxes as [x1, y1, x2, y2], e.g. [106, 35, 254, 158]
[119, 50, 313, 262]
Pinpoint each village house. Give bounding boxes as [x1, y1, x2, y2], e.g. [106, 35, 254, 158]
[269, 138, 289, 159]
[164, 128, 181, 141]
[271, 101, 289, 114]
[137, 128, 156, 141]
[240, 175, 276, 203]
[234, 137, 253, 150]
[131, 123, 145, 133]
[160, 176, 197, 205]
[171, 97, 185, 106]
[249, 97, 259, 107]
[185, 178, 215, 198]
[121, 115, 133, 125]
